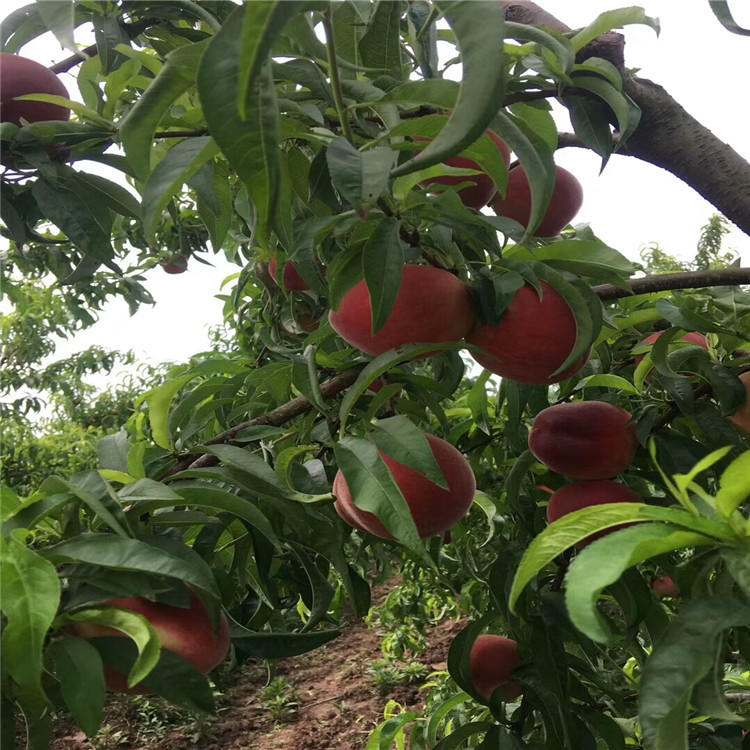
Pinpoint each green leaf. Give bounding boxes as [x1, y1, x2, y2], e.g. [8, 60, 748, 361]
[0, 531, 61, 712]
[433, 722, 496, 750]
[92, 12, 130, 75]
[381, 78, 459, 109]
[198, 5, 281, 244]
[371, 415, 447, 489]
[35, 0, 75, 53]
[39, 472, 133, 538]
[391, 0, 506, 177]
[715, 450, 750, 517]
[91, 637, 215, 714]
[327, 137, 395, 210]
[509, 504, 678, 612]
[142, 137, 220, 241]
[237, 1, 309, 116]
[362, 217, 404, 334]
[142, 374, 194, 450]
[230, 624, 340, 658]
[359, 0, 404, 79]
[31, 173, 118, 275]
[565, 523, 715, 643]
[709, 0, 750, 35]
[42, 535, 220, 602]
[338, 343, 464, 433]
[576, 374, 640, 395]
[55, 608, 161, 690]
[171, 484, 282, 549]
[491, 109, 556, 239]
[334, 436, 433, 566]
[639, 596, 750, 750]
[562, 93, 615, 168]
[70, 170, 141, 220]
[119, 40, 209, 181]
[570, 8, 661, 51]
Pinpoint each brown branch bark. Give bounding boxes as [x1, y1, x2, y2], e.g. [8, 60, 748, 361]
[501, 2, 750, 238]
[166, 366, 364, 475]
[593, 267, 750, 300]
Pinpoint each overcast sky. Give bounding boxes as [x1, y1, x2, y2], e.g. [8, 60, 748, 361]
[3, 0, 750, 379]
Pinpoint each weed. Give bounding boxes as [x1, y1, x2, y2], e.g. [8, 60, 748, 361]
[368, 659, 429, 696]
[261, 677, 300, 724]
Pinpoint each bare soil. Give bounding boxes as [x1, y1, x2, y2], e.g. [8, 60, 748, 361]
[48, 582, 465, 750]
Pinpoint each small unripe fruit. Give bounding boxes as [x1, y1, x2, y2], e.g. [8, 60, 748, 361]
[469, 635, 523, 701]
[417, 130, 511, 210]
[269, 257, 311, 291]
[529, 401, 638, 479]
[1, 53, 71, 125]
[333, 433, 476, 539]
[329, 265, 475, 357]
[728, 371, 750, 435]
[467, 281, 589, 385]
[546, 479, 642, 548]
[492, 165, 583, 236]
[69, 589, 230, 693]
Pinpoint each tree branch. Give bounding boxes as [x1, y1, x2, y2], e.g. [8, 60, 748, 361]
[166, 366, 364, 475]
[593, 267, 750, 300]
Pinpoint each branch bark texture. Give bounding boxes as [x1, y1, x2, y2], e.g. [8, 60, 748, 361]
[593, 267, 750, 300]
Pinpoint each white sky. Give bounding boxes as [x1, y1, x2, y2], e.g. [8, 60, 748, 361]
[3, 1, 750, 381]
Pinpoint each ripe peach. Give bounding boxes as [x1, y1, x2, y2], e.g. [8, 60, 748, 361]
[651, 574, 680, 598]
[546, 479, 642, 548]
[728, 371, 750, 435]
[491, 165, 583, 236]
[417, 130, 511, 210]
[329, 265, 475, 357]
[529, 401, 637, 479]
[269, 257, 311, 291]
[466, 281, 589, 385]
[1, 53, 71, 125]
[332, 433, 476, 539]
[69, 588, 230, 693]
[160, 255, 188, 274]
[469, 635, 523, 701]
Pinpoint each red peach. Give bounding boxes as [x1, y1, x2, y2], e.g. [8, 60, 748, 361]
[69, 589, 230, 693]
[1, 53, 70, 125]
[269, 257, 311, 291]
[529, 401, 638, 479]
[492, 165, 583, 236]
[466, 281, 589, 385]
[329, 265, 475, 357]
[332, 433, 476, 539]
[469, 634, 523, 701]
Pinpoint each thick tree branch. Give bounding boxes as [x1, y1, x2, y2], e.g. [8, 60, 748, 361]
[501, 1, 750, 237]
[166, 366, 364, 475]
[593, 267, 750, 300]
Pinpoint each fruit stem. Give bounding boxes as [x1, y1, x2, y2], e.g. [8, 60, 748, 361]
[322, 6, 355, 145]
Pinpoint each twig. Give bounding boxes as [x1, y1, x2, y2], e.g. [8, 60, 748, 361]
[322, 6, 354, 144]
[593, 268, 750, 300]
[153, 129, 208, 139]
[165, 366, 364, 476]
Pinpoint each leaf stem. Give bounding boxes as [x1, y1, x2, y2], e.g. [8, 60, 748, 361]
[322, 6, 355, 145]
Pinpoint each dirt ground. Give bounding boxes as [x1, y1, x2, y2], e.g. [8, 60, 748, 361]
[48, 582, 465, 750]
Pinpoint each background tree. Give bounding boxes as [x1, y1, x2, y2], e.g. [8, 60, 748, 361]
[2, 3, 750, 750]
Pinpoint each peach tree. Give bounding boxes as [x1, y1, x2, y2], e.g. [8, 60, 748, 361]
[2, 2, 750, 749]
